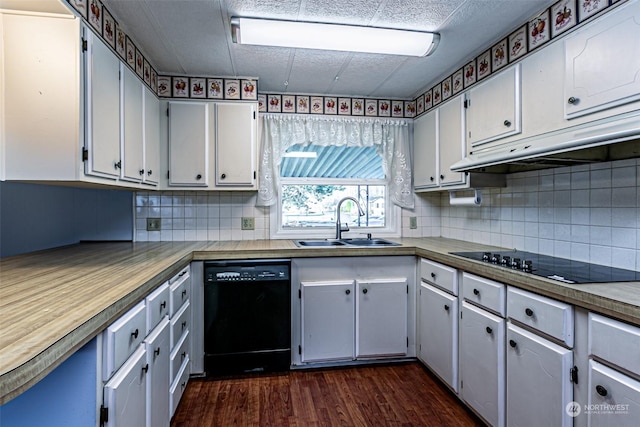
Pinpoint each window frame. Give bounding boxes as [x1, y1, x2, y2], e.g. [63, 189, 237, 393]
[270, 177, 401, 240]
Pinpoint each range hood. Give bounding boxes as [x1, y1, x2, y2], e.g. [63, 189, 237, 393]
[451, 110, 640, 174]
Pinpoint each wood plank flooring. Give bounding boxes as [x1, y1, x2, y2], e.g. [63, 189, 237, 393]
[171, 362, 484, 426]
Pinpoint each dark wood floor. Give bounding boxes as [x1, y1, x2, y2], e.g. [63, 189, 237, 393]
[171, 362, 484, 426]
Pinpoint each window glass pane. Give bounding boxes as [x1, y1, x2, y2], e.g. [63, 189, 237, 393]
[282, 184, 385, 229]
[281, 144, 384, 179]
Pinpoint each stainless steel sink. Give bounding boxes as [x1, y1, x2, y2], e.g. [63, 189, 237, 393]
[294, 238, 400, 247]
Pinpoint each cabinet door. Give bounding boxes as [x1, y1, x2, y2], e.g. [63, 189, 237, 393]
[104, 345, 147, 427]
[85, 29, 120, 179]
[143, 86, 160, 185]
[466, 64, 521, 147]
[356, 278, 407, 358]
[301, 280, 354, 362]
[215, 103, 257, 187]
[588, 360, 640, 427]
[564, 0, 640, 119]
[168, 102, 209, 186]
[460, 301, 505, 427]
[413, 109, 439, 189]
[418, 282, 458, 391]
[121, 65, 144, 182]
[145, 318, 170, 427]
[438, 95, 466, 187]
[506, 323, 573, 427]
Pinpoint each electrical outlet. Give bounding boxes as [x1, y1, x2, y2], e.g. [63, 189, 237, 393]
[409, 216, 418, 229]
[147, 218, 161, 231]
[241, 217, 255, 230]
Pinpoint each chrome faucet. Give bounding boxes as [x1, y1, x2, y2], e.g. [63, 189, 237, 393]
[335, 196, 365, 239]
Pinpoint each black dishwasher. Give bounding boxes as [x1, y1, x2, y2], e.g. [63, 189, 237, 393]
[204, 259, 291, 376]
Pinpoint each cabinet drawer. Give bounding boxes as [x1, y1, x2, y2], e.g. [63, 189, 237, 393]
[461, 272, 506, 316]
[170, 300, 190, 349]
[588, 360, 640, 427]
[420, 258, 458, 295]
[170, 356, 190, 418]
[507, 287, 573, 347]
[170, 268, 190, 317]
[170, 329, 190, 384]
[589, 313, 640, 375]
[146, 282, 170, 334]
[103, 301, 147, 380]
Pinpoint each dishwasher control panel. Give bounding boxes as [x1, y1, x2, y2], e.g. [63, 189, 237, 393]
[204, 260, 290, 282]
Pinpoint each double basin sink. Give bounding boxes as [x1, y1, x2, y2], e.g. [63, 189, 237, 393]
[294, 238, 400, 248]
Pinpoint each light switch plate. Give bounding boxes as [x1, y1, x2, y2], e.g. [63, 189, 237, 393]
[241, 217, 255, 230]
[409, 216, 417, 229]
[147, 218, 161, 231]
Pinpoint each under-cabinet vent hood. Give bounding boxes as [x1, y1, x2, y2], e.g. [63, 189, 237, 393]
[451, 110, 640, 174]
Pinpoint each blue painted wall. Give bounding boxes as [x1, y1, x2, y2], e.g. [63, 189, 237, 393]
[0, 181, 133, 257]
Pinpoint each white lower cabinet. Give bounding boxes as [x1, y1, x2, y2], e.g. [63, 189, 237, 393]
[418, 281, 458, 391]
[460, 301, 505, 427]
[506, 322, 573, 427]
[587, 360, 640, 427]
[301, 280, 355, 363]
[145, 318, 170, 427]
[103, 345, 148, 427]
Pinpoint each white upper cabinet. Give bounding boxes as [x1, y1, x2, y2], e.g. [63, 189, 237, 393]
[438, 95, 466, 187]
[413, 109, 438, 189]
[121, 65, 144, 182]
[564, 0, 640, 119]
[215, 103, 257, 188]
[143, 87, 160, 185]
[85, 28, 121, 180]
[466, 64, 521, 147]
[168, 102, 211, 187]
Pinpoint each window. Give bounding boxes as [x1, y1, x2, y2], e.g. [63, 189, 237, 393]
[272, 144, 400, 239]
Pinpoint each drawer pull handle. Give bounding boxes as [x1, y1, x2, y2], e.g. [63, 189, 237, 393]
[509, 339, 517, 348]
[182, 289, 187, 299]
[181, 351, 186, 360]
[525, 308, 534, 317]
[182, 320, 187, 329]
[160, 301, 167, 309]
[444, 304, 449, 312]
[345, 289, 351, 295]
[142, 363, 149, 374]
[363, 288, 368, 294]
[596, 385, 608, 397]
[485, 326, 493, 334]
[179, 271, 186, 277]
[181, 381, 187, 389]
[430, 272, 436, 279]
[473, 288, 480, 296]
[154, 347, 161, 357]
[131, 329, 139, 339]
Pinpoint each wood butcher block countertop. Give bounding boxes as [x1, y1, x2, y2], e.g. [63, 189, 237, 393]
[1, 237, 639, 403]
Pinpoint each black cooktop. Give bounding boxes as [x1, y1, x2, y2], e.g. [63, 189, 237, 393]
[450, 250, 640, 284]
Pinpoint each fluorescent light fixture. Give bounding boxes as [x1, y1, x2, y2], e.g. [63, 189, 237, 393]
[283, 151, 318, 158]
[231, 17, 439, 57]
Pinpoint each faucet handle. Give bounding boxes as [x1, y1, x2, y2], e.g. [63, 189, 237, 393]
[341, 223, 350, 232]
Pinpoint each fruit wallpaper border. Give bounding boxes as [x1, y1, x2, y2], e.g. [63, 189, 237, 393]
[67, 0, 625, 119]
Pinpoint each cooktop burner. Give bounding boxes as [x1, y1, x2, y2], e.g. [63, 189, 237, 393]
[450, 250, 640, 284]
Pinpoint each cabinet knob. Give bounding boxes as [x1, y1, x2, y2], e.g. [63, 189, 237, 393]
[440, 174, 444, 180]
[147, 169, 153, 176]
[181, 351, 186, 360]
[142, 363, 149, 374]
[443, 304, 449, 311]
[221, 173, 226, 179]
[509, 339, 517, 348]
[131, 328, 139, 339]
[182, 320, 187, 330]
[485, 326, 493, 334]
[139, 169, 145, 175]
[473, 288, 480, 296]
[160, 301, 166, 309]
[196, 174, 202, 180]
[568, 96, 579, 105]
[430, 272, 436, 279]
[182, 289, 187, 299]
[345, 289, 351, 295]
[525, 308, 534, 317]
[503, 119, 511, 127]
[154, 347, 161, 357]
[596, 385, 608, 397]
[363, 288, 368, 294]
[430, 176, 434, 181]
[114, 160, 121, 170]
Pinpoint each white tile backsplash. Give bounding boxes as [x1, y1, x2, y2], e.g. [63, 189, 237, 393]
[132, 160, 639, 270]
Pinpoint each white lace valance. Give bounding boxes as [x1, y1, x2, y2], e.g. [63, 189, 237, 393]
[257, 114, 414, 209]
